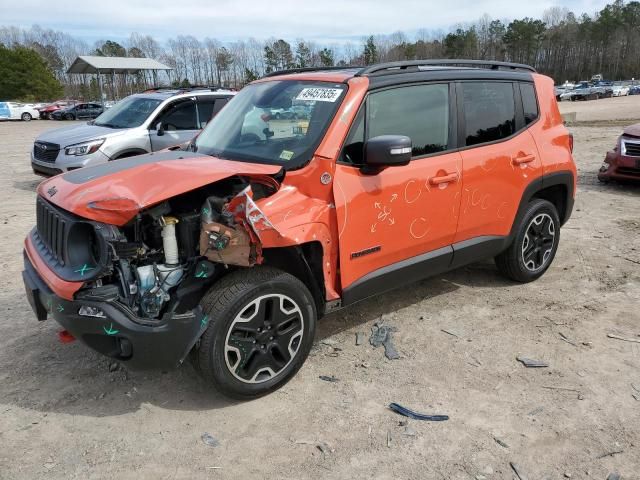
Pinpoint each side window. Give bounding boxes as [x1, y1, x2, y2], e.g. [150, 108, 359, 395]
[340, 84, 450, 165]
[462, 82, 516, 147]
[159, 100, 198, 130]
[197, 99, 215, 128]
[368, 84, 449, 156]
[197, 98, 230, 128]
[520, 83, 539, 125]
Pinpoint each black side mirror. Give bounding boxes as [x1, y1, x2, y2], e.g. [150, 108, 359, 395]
[156, 121, 165, 136]
[363, 135, 412, 173]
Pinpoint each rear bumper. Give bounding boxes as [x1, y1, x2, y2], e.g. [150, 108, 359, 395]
[22, 253, 207, 370]
[599, 150, 640, 182]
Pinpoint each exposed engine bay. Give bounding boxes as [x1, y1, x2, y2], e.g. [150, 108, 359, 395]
[94, 175, 280, 319]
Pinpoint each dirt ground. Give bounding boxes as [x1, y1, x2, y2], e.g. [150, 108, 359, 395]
[1, 96, 639, 480]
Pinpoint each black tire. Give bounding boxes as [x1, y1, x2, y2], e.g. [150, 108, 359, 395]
[21, 112, 32, 121]
[495, 199, 560, 283]
[195, 267, 317, 399]
[64, 113, 74, 120]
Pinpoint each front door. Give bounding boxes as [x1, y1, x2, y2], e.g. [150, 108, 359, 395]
[333, 83, 463, 293]
[149, 98, 199, 151]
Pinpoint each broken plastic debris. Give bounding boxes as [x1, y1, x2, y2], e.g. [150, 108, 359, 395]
[516, 356, 549, 368]
[201, 432, 220, 448]
[388, 403, 449, 421]
[370, 323, 400, 360]
[319, 375, 339, 383]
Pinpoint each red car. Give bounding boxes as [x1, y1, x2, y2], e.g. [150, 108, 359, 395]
[600, 123, 640, 182]
[38, 100, 78, 120]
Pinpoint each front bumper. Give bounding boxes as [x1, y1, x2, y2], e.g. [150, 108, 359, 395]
[31, 148, 111, 176]
[599, 150, 640, 182]
[22, 253, 208, 370]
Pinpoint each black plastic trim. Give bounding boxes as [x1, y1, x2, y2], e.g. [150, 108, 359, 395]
[22, 254, 206, 370]
[342, 245, 453, 306]
[450, 235, 508, 270]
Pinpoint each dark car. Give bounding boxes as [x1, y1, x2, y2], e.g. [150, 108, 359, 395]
[52, 103, 103, 120]
[599, 123, 640, 182]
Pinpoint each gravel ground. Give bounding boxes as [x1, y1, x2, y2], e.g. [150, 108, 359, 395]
[0, 98, 639, 479]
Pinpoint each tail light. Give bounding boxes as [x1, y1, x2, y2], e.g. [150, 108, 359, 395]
[568, 133, 574, 153]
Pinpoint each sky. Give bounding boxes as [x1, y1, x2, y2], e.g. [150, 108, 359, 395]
[0, 0, 613, 45]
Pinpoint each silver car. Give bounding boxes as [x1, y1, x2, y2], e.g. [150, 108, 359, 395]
[31, 88, 234, 176]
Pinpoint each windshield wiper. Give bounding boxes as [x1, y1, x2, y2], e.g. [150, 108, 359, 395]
[94, 122, 122, 129]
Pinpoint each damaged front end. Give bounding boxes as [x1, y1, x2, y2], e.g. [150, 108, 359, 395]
[24, 172, 281, 369]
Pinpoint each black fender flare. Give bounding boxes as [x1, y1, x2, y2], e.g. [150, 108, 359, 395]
[509, 170, 575, 241]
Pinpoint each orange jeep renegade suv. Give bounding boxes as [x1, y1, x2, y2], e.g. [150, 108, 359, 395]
[22, 60, 576, 398]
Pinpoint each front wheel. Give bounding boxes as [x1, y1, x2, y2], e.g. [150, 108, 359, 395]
[64, 113, 74, 120]
[194, 267, 317, 399]
[495, 199, 560, 283]
[21, 112, 32, 121]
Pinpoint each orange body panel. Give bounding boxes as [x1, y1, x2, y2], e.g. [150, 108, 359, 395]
[334, 152, 462, 289]
[528, 74, 577, 181]
[38, 157, 282, 225]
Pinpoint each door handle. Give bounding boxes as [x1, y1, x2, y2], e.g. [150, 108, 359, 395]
[512, 154, 536, 165]
[429, 172, 459, 185]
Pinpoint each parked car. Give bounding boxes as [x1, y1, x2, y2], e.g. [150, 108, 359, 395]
[599, 123, 640, 182]
[630, 85, 640, 95]
[612, 85, 630, 96]
[0, 101, 40, 121]
[38, 100, 78, 119]
[31, 88, 234, 176]
[51, 103, 104, 121]
[22, 60, 576, 398]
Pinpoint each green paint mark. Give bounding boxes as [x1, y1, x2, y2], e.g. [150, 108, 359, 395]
[74, 264, 94, 276]
[103, 323, 119, 335]
[202, 207, 210, 215]
[200, 315, 209, 328]
[46, 298, 52, 312]
[195, 269, 208, 278]
[56, 304, 64, 312]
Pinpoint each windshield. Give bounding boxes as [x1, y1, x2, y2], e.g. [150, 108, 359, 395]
[194, 81, 347, 168]
[94, 96, 162, 128]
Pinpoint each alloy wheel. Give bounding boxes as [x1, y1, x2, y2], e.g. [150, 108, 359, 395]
[224, 294, 304, 384]
[521, 213, 556, 272]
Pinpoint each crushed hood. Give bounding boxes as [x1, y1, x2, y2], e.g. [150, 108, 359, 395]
[622, 123, 640, 138]
[38, 151, 282, 225]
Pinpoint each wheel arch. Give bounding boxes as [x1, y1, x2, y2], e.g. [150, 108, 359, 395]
[261, 242, 326, 318]
[510, 171, 575, 239]
[111, 148, 149, 160]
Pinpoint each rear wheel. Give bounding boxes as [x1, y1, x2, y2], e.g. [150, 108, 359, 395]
[194, 267, 316, 399]
[21, 112, 32, 121]
[64, 113, 75, 120]
[495, 199, 560, 283]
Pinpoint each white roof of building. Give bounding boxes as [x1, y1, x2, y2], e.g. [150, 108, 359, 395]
[67, 56, 172, 74]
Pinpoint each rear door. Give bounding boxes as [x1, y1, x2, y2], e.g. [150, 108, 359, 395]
[149, 98, 199, 150]
[333, 83, 463, 293]
[454, 81, 542, 244]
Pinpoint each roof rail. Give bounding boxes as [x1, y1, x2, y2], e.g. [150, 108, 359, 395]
[356, 59, 537, 76]
[142, 85, 232, 94]
[262, 66, 361, 78]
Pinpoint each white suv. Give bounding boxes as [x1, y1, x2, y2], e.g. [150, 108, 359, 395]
[31, 88, 235, 176]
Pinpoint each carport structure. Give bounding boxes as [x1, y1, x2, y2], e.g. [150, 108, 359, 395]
[67, 56, 173, 105]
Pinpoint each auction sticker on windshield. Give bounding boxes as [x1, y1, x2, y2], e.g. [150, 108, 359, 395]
[296, 88, 342, 102]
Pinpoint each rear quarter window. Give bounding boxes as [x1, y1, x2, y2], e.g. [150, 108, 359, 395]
[520, 83, 539, 125]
